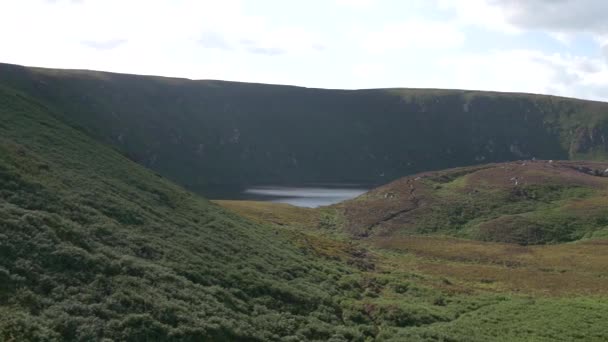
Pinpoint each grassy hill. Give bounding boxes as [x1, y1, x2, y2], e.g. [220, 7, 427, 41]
[337, 160, 608, 244]
[3, 63, 608, 341]
[218, 195, 608, 341]
[0, 82, 372, 340]
[2, 63, 608, 195]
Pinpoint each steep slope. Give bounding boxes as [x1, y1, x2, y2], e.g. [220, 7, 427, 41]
[338, 160, 608, 244]
[1, 63, 608, 194]
[3, 77, 608, 342]
[0, 84, 368, 340]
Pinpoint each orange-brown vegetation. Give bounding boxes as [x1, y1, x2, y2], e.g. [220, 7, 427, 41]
[373, 236, 608, 296]
[337, 160, 608, 244]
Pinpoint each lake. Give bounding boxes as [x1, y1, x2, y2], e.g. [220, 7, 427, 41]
[208, 185, 369, 208]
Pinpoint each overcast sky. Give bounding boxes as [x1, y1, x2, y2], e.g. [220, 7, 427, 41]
[2, 0, 608, 101]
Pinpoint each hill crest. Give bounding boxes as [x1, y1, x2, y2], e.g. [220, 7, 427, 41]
[338, 160, 608, 245]
[1, 62, 608, 195]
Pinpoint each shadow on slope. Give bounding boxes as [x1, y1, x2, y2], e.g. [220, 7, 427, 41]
[0, 84, 366, 341]
[1, 62, 608, 194]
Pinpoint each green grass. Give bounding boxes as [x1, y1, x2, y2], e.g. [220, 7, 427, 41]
[380, 297, 608, 341]
[339, 161, 608, 245]
[0, 85, 371, 341]
[3, 63, 608, 341]
[216, 199, 608, 341]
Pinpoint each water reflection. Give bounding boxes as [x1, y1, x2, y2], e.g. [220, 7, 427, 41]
[242, 186, 368, 208]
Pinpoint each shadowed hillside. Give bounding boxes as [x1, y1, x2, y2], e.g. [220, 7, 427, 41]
[1, 63, 608, 194]
[0, 80, 373, 341]
[338, 160, 608, 244]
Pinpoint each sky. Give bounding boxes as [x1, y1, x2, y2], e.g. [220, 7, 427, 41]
[2, 0, 608, 101]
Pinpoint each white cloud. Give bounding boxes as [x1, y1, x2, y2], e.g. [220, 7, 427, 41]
[81, 39, 128, 50]
[0, 0, 324, 76]
[489, 0, 608, 35]
[439, 0, 608, 37]
[199, 32, 232, 50]
[240, 26, 323, 55]
[361, 20, 465, 53]
[437, 0, 520, 34]
[334, 0, 375, 9]
[547, 32, 575, 46]
[435, 49, 608, 100]
[435, 50, 550, 93]
[351, 63, 386, 80]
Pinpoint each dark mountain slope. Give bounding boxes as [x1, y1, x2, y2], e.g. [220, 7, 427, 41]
[337, 160, 608, 245]
[1, 63, 607, 193]
[0, 83, 366, 340]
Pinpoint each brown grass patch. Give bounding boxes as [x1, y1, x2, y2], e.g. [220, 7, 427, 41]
[213, 200, 318, 228]
[372, 236, 608, 296]
[215, 192, 608, 297]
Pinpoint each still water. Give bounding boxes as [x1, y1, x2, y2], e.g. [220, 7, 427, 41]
[242, 186, 368, 208]
[208, 185, 369, 208]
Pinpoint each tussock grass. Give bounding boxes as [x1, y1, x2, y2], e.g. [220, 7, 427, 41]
[216, 200, 608, 341]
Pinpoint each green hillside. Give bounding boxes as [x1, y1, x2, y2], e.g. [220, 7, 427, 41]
[0, 83, 370, 340]
[338, 160, 608, 244]
[2, 63, 608, 195]
[2, 64, 608, 341]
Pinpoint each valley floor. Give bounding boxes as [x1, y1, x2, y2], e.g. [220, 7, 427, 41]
[216, 200, 608, 341]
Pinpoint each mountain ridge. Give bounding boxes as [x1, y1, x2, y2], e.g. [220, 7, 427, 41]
[2, 62, 608, 196]
[6, 62, 608, 101]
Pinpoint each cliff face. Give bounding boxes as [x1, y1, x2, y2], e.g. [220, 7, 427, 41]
[2, 63, 607, 193]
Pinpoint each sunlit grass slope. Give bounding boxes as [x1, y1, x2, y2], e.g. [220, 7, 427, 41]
[339, 160, 608, 244]
[217, 198, 608, 341]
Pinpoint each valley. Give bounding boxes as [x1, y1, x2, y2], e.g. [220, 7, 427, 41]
[214, 159, 608, 340]
[217, 195, 608, 340]
[1, 63, 608, 341]
[219, 198, 608, 295]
